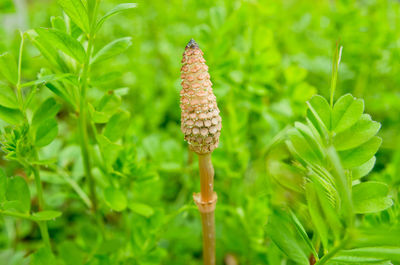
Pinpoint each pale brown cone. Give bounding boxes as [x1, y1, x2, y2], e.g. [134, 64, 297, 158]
[180, 39, 222, 154]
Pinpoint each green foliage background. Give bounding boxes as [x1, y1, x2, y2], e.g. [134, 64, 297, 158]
[0, 0, 399, 264]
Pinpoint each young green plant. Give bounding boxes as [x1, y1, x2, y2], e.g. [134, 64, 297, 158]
[180, 39, 222, 265]
[27, 0, 136, 218]
[266, 44, 396, 264]
[0, 32, 62, 253]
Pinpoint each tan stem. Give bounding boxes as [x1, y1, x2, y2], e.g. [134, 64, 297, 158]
[194, 153, 217, 265]
[200, 210, 216, 265]
[199, 153, 214, 201]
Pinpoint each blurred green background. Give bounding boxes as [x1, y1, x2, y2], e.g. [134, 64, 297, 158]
[0, 0, 399, 264]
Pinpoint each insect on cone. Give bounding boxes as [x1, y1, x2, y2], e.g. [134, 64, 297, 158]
[180, 39, 221, 265]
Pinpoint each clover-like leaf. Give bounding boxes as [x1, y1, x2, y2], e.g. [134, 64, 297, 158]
[128, 202, 155, 217]
[32, 97, 60, 128]
[35, 118, 58, 147]
[58, 0, 89, 33]
[334, 114, 380, 151]
[351, 156, 376, 180]
[35, 28, 86, 63]
[0, 106, 23, 124]
[91, 37, 132, 64]
[0, 82, 18, 109]
[339, 136, 382, 168]
[332, 94, 364, 133]
[96, 3, 137, 31]
[266, 211, 309, 265]
[0, 52, 18, 85]
[103, 111, 130, 142]
[104, 187, 127, 212]
[5, 176, 31, 213]
[307, 95, 331, 132]
[287, 128, 321, 165]
[32, 210, 62, 221]
[352, 181, 393, 214]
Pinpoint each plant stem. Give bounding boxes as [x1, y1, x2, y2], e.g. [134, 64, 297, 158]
[0, 210, 32, 220]
[200, 210, 216, 265]
[15, 31, 51, 250]
[32, 167, 51, 250]
[199, 154, 214, 202]
[78, 1, 100, 213]
[16, 31, 24, 95]
[78, 97, 97, 212]
[329, 42, 343, 108]
[195, 153, 217, 265]
[315, 235, 349, 265]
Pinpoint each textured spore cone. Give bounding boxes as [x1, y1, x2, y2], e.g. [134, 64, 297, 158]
[180, 39, 221, 154]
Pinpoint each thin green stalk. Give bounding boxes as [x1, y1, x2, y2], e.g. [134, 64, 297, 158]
[32, 167, 51, 250]
[16, 31, 25, 117]
[0, 210, 32, 220]
[78, 0, 101, 213]
[329, 43, 343, 108]
[55, 166, 92, 209]
[38, 222, 51, 249]
[315, 235, 350, 265]
[15, 31, 51, 250]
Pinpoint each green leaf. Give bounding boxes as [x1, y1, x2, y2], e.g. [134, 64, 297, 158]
[331, 255, 390, 264]
[59, 241, 84, 265]
[104, 187, 127, 212]
[89, 92, 121, 123]
[21, 73, 72, 88]
[267, 160, 304, 193]
[334, 114, 380, 151]
[305, 183, 329, 249]
[96, 3, 137, 31]
[287, 128, 320, 165]
[45, 82, 75, 108]
[32, 210, 62, 221]
[91, 37, 132, 64]
[307, 95, 331, 131]
[335, 247, 400, 262]
[332, 94, 364, 133]
[351, 156, 376, 180]
[289, 210, 318, 259]
[0, 82, 18, 109]
[35, 28, 86, 63]
[97, 92, 121, 111]
[32, 97, 61, 128]
[128, 202, 155, 217]
[339, 136, 382, 168]
[5, 176, 31, 213]
[35, 118, 58, 147]
[96, 134, 122, 169]
[27, 30, 69, 71]
[326, 147, 354, 224]
[294, 122, 324, 162]
[31, 247, 56, 265]
[0, 169, 6, 202]
[354, 228, 400, 248]
[50, 16, 67, 32]
[58, 0, 90, 33]
[0, 105, 23, 124]
[103, 111, 130, 142]
[0, 52, 18, 84]
[352, 181, 393, 214]
[266, 213, 309, 265]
